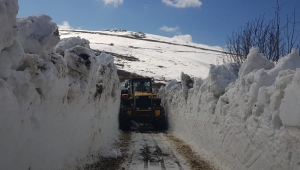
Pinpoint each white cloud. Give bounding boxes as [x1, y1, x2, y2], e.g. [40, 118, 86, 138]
[173, 34, 193, 42]
[58, 21, 73, 30]
[58, 21, 81, 30]
[162, 0, 202, 8]
[160, 25, 180, 33]
[102, 0, 123, 7]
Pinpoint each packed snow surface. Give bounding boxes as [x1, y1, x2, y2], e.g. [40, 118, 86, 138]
[160, 48, 300, 170]
[0, 2, 120, 169]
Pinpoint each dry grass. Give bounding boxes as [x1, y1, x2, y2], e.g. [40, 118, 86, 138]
[165, 134, 218, 170]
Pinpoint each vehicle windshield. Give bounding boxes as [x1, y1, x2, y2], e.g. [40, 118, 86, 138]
[132, 80, 152, 92]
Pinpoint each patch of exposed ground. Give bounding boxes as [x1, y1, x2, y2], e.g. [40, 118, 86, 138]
[165, 134, 218, 170]
[83, 132, 132, 170]
[117, 69, 146, 82]
[93, 49, 139, 61]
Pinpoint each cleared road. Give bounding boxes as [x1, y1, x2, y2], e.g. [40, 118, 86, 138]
[84, 124, 217, 170]
[124, 132, 187, 170]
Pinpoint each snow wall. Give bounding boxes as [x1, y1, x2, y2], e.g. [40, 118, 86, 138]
[0, 1, 120, 169]
[160, 48, 300, 170]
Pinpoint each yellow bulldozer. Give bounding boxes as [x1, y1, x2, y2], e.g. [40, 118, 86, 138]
[119, 78, 168, 131]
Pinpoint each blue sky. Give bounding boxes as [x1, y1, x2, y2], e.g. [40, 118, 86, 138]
[18, 0, 300, 47]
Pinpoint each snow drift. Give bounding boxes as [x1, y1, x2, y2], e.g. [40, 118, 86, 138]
[0, 1, 120, 169]
[160, 47, 300, 170]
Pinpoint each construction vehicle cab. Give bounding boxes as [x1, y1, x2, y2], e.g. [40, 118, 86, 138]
[119, 78, 167, 131]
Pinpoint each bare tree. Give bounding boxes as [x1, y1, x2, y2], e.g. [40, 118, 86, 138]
[225, 0, 300, 71]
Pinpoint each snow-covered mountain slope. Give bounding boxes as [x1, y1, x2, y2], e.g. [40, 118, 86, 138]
[59, 29, 224, 83]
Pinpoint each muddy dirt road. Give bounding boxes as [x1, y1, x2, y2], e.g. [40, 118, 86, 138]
[84, 125, 218, 170]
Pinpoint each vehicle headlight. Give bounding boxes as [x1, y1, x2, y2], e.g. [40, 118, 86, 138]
[155, 110, 160, 117]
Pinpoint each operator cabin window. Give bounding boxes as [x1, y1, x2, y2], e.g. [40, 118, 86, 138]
[133, 81, 152, 92]
[143, 82, 151, 92]
[133, 82, 141, 92]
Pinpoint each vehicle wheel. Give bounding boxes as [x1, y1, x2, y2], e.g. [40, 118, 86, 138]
[118, 109, 131, 131]
[153, 107, 168, 131]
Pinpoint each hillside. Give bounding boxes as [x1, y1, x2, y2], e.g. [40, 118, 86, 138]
[59, 29, 224, 83]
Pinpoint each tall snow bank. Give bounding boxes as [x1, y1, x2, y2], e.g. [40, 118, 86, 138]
[160, 48, 300, 170]
[0, 9, 120, 170]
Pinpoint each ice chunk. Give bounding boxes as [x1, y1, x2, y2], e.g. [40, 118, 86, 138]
[65, 45, 97, 77]
[0, 50, 12, 78]
[165, 79, 178, 90]
[205, 64, 237, 98]
[239, 47, 274, 77]
[0, 40, 24, 79]
[17, 14, 60, 57]
[97, 51, 114, 65]
[0, 0, 19, 51]
[55, 36, 90, 56]
[181, 72, 193, 99]
[279, 69, 300, 127]
[268, 48, 300, 79]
